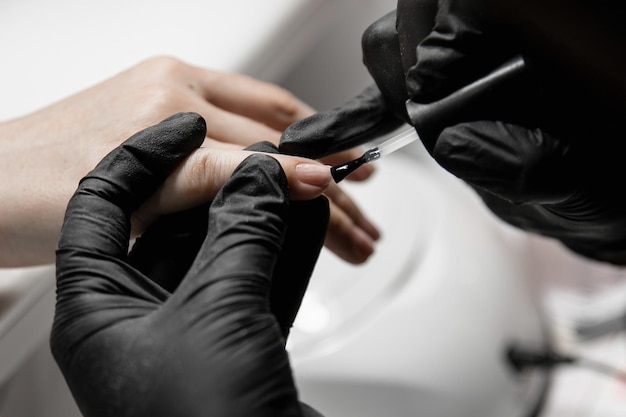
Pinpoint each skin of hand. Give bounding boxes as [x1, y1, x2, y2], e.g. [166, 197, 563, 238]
[52, 113, 327, 417]
[0, 56, 378, 267]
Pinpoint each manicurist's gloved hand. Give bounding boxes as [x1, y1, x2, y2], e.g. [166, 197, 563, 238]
[51, 113, 327, 417]
[281, 0, 626, 265]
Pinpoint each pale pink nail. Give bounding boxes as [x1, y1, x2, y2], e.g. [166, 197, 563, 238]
[295, 164, 331, 187]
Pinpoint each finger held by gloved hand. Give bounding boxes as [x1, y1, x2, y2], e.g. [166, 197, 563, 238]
[132, 143, 333, 233]
[133, 139, 380, 265]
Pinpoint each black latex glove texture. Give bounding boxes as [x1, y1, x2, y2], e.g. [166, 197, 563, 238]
[280, 0, 626, 265]
[51, 113, 329, 417]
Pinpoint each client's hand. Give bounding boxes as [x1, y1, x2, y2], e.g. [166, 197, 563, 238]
[52, 112, 326, 417]
[134, 140, 376, 265]
[0, 57, 378, 266]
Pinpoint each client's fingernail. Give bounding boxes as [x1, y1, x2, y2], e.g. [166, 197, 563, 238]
[352, 226, 376, 262]
[296, 164, 331, 187]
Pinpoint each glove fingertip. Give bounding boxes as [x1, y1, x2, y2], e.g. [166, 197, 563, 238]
[279, 118, 323, 158]
[235, 153, 288, 192]
[155, 111, 207, 151]
[213, 153, 290, 223]
[279, 85, 403, 159]
[246, 141, 279, 154]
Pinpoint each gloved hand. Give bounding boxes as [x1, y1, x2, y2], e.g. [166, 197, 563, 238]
[280, 0, 626, 265]
[51, 112, 327, 417]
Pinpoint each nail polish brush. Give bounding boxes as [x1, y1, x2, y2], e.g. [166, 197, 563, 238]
[330, 128, 419, 182]
[330, 55, 529, 183]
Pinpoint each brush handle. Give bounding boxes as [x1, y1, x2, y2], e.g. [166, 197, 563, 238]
[376, 129, 420, 157]
[405, 55, 530, 153]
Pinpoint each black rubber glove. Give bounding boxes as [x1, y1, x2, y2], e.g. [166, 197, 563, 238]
[280, 0, 626, 265]
[51, 112, 328, 417]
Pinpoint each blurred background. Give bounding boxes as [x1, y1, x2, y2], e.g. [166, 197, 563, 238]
[1, 1, 625, 416]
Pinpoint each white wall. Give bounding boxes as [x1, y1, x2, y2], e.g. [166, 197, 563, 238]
[279, 0, 397, 111]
